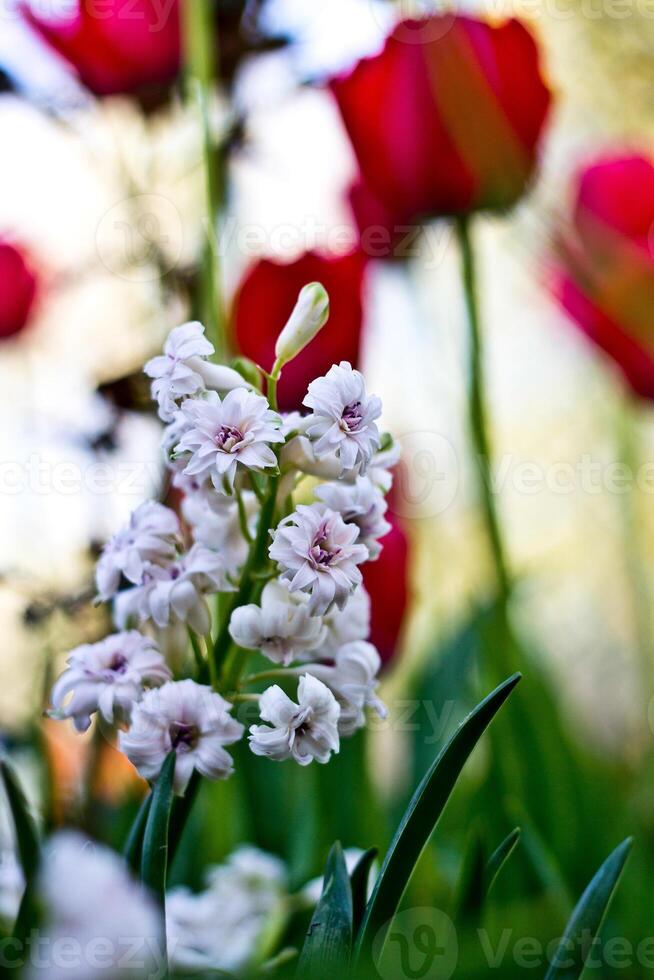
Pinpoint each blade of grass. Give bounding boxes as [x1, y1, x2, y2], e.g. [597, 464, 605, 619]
[355, 673, 521, 964]
[351, 849, 378, 937]
[140, 752, 176, 904]
[123, 792, 152, 874]
[1, 759, 40, 882]
[545, 838, 633, 979]
[297, 842, 353, 979]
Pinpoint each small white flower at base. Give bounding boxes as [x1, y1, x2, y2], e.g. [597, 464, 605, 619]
[274, 282, 330, 368]
[167, 846, 288, 974]
[305, 641, 387, 737]
[249, 674, 340, 765]
[145, 321, 215, 422]
[319, 584, 372, 659]
[50, 631, 171, 733]
[303, 361, 382, 474]
[96, 500, 180, 601]
[175, 388, 284, 494]
[114, 544, 232, 635]
[119, 679, 244, 795]
[316, 476, 391, 560]
[269, 503, 368, 615]
[229, 580, 326, 666]
[28, 831, 162, 980]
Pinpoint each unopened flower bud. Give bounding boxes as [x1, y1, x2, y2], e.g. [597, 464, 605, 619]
[230, 356, 262, 390]
[274, 283, 329, 369]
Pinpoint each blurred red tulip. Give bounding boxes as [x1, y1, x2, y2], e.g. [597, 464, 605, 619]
[0, 239, 37, 340]
[556, 155, 654, 399]
[24, 0, 180, 97]
[331, 15, 551, 232]
[364, 514, 410, 668]
[233, 251, 367, 412]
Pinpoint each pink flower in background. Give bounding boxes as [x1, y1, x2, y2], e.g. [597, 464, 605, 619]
[555, 154, 654, 398]
[363, 513, 410, 667]
[233, 252, 366, 412]
[0, 239, 37, 340]
[331, 14, 551, 229]
[24, 0, 181, 97]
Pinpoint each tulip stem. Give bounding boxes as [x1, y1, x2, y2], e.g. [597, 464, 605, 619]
[182, 0, 226, 358]
[455, 214, 511, 605]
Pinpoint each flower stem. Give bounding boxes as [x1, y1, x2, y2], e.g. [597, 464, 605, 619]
[182, 0, 226, 358]
[455, 214, 511, 604]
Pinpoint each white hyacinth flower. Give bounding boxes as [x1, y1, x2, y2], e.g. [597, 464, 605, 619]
[316, 476, 391, 560]
[303, 361, 381, 474]
[249, 674, 340, 765]
[167, 847, 287, 974]
[229, 580, 326, 666]
[269, 503, 368, 615]
[114, 544, 232, 635]
[28, 831, 162, 980]
[96, 501, 180, 601]
[305, 641, 387, 736]
[145, 321, 249, 422]
[182, 487, 256, 577]
[319, 584, 372, 659]
[50, 631, 171, 733]
[175, 389, 284, 494]
[274, 282, 329, 368]
[120, 679, 244, 795]
[145, 321, 215, 422]
[366, 439, 401, 493]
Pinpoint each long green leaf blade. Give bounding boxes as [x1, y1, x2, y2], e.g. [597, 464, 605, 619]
[351, 848, 377, 937]
[297, 842, 353, 979]
[140, 752, 176, 904]
[485, 827, 521, 896]
[545, 838, 633, 980]
[1, 759, 40, 882]
[123, 791, 152, 874]
[356, 673, 521, 961]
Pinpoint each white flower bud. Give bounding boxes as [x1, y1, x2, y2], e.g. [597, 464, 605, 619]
[274, 283, 330, 368]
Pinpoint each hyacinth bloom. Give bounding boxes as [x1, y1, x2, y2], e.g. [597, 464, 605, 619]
[24, 0, 181, 97]
[363, 513, 410, 667]
[556, 154, 654, 399]
[305, 640, 387, 736]
[234, 252, 366, 411]
[120, 679, 244, 794]
[319, 583, 371, 658]
[303, 361, 382, 475]
[316, 475, 391, 560]
[96, 500, 180, 601]
[229, 580, 326, 666]
[270, 503, 368, 615]
[0, 239, 37, 339]
[331, 14, 551, 229]
[181, 488, 255, 577]
[50, 631, 171, 732]
[175, 388, 284, 493]
[249, 674, 340, 765]
[31, 831, 162, 980]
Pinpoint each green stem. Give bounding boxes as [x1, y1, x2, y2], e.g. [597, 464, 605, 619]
[236, 486, 254, 543]
[455, 214, 511, 605]
[182, 0, 226, 358]
[616, 395, 652, 692]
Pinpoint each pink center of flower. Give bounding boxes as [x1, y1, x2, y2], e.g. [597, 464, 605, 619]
[341, 401, 363, 432]
[215, 425, 243, 453]
[309, 525, 339, 567]
[170, 721, 199, 751]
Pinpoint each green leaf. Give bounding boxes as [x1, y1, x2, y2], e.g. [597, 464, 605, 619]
[140, 752, 176, 904]
[297, 842, 353, 979]
[123, 792, 152, 874]
[455, 831, 487, 920]
[350, 849, 377, 937]
[1, 759, 40, 882]
[355, 673, 521, 964]
[545, 838, 633, 979]
[485, 827, 521, 897]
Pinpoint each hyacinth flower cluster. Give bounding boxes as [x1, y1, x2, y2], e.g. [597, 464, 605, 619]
[48, 283, 397, 795]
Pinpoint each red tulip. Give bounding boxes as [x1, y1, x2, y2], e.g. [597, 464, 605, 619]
[363, 514, 410, 668]
[556, 154, 654, 399]
[331, 14, 551, 230]
[233, 251, 367, 412]
[0, 240, 37, 340]
[24, 0, 180, 97]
